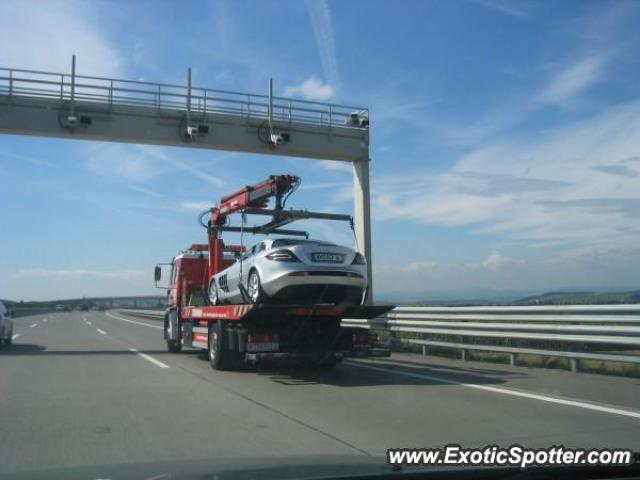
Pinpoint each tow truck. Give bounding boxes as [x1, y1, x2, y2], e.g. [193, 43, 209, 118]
[155, 174, 392, 370]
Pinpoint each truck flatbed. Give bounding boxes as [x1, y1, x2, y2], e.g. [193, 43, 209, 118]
[181, 303, 393, 322]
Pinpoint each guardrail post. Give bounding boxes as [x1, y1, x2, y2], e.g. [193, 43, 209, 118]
[510, 353, 518, 367]
[461, 349, 467, 361]
[570, 358, 580, 373]
[203, 89, 208, 123]
[109, 79, 113, 113]
[8, 69, 13, 97]
[70, 54, 76, 117]
[422, 345, 427, 356]
[186, 67, 192, 125]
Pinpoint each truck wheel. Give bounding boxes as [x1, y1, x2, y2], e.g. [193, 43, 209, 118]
[319, 358, 341, 370]
[165, 310, 181, 353]
[208, 321, 232, 370]
[247, 270, 265, 304]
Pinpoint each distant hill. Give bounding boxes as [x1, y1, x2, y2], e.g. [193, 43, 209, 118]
[515, 290, 640, 305]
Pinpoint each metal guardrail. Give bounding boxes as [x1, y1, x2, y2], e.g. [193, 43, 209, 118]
[118, 305, 640, 372]
[118, 309, 165, 321]
[0, 66, 368, 130]
[342, 305, 640, 372]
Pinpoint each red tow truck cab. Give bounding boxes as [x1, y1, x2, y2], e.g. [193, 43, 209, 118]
[155, 175, 392, 371]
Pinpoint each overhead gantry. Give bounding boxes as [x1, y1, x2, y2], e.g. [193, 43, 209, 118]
[0, 56, 374, 302]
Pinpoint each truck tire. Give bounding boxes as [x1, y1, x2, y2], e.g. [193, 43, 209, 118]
[165, 309, 181, 353]
[208, 321, 237, 370]
[318, 358, 341, 370]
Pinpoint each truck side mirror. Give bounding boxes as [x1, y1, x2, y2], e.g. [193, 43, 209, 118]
[154, 266, 162, 282]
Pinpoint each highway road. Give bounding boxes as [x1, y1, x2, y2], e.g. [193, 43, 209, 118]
[1, 310, 639, 477]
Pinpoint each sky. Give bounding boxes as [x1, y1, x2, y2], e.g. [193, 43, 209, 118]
[1, 0, 639, 302]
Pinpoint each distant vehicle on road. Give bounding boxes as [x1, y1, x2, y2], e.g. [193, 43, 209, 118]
[208, 238, 367, 306]
[0, 301, 14, 346]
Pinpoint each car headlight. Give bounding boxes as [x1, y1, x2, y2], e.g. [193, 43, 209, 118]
[266, 249, 301, 262]
[351, 252, 366, 265]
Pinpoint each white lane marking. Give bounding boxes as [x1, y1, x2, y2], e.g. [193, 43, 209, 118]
[30, 323, 38, 328]
[87, 321, 92, 326]
[43, 318, 48, 323]
[129, 348, 170, 369]
[106, 311, 163, 330]
[12, 334, 21, 340]
[97, 328, 107, 335]
[345, 361, 640, 421]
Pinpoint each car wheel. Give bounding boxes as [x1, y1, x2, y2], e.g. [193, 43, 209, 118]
[208, 278, 219, 305]
[247, 270, 265, 304]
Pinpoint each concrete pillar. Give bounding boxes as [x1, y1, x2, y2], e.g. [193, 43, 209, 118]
[353, 159, 373, 304]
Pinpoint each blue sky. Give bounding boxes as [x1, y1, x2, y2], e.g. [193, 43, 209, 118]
[1, 0, 640, 301]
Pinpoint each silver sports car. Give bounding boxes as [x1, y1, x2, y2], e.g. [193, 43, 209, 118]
[208, 238, 367, 305]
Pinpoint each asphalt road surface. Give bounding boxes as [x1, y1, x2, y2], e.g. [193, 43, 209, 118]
[1, 311, 639, 476]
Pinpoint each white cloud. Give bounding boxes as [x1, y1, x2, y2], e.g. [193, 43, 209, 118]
[283, 76, 334, 101]
[304, 0, 339, 87]
[182, 201, 212, 212]
[376, 261, 438, 274]
[3, 268, 152, 301]
[538, 56, 606, 104]
[372, 98, 640, 253]
[129, 185, 164, 198]
[84, 144, 167, 182]
[312, 159, 351, 174]
[468, 0, 530, 19]
[373, 248, 640, 299]
[12, 268, 146, 281]
[479, 250, 523, 269]
[83, 143, 226, 187]
[135, 146, 226, 188]
[0, 152, 56, 168]
[0, 0, 124, 77]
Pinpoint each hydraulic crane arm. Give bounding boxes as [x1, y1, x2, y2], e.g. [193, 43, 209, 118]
[206, 174, 300, 278]
[211, 174, 300, 224]
[204, 174, 353, 280]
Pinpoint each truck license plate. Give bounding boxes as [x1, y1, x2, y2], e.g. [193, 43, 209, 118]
[312, 253, 344, 263]
[247, 342, 279, 352]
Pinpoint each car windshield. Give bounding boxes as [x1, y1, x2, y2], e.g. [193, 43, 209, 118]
[1, 1, 639, 479]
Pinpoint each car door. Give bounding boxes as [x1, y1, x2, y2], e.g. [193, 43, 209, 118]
[224, 243, 257, 303]
[216, 259, 239, 302]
